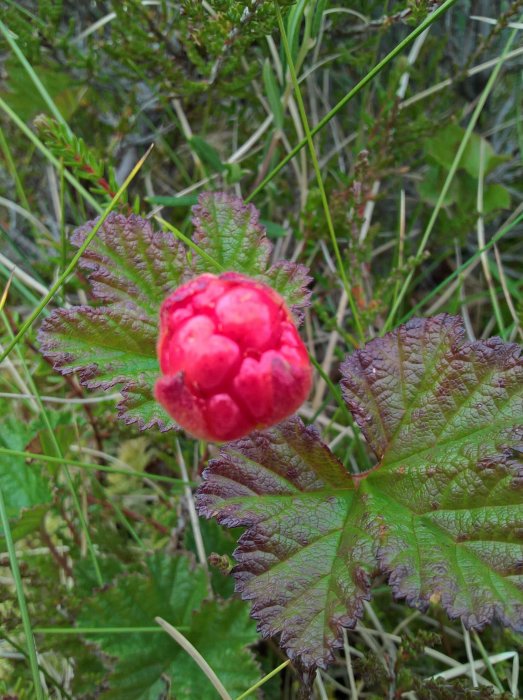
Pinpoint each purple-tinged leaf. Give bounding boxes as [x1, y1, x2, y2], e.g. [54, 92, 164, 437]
[192, 192, 271, 275]
[40, 195, 309, 430]
[38, 306, 175, 430]
[191, 192, 311, 318]
[118, 383, 172, 432]
[342, 315, 523, 631]
[262, 260, 312, 322]
[39, 307, 157, 389]
[197, 315, 523, 670]
[72, 213, 187, 316]
[197, 417, 376, 669]
[39, 213, 185, 430]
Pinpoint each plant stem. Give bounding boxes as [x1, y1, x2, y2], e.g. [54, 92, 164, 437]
[247, 0, 458, 202]
[0, 96, 101, 212]
[0, 485, 44, 699]
[0, 447, 187, 486]
[0, 145, 153, 364]
[274, 2, 364, 343]
[400, 210, 523, 322]
[384, 19, 521, 331]
[235, 659, 291, 700]
[0, 19, 70, 133]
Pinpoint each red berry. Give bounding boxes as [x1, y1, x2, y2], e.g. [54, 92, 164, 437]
[154, 272, 312, 441]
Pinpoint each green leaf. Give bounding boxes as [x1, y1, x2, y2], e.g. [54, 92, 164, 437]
[71, 213, 187, 318]
[173, 598, 259, 700]
[78, 553, 259, 699]
[9, 504, 48, 541]
[39, 196, 310, 429]
[192, 191, 272, 275]
[197, 315, 523, 669]
[39, 307, 169, 430]
[483, 183, 511, 214]
[418, 164, 459, 207]
[145, 194, 199, 208]
[462, 132, 507, 178]
[263, 59, 283, 130]
[426, 124, 507, 178]
[224, 161, 244, 184]
[425, 124, 469, 170]
[342, 315, 523, 628]
[262, 260, 312, 321]
[39, 307, 157, 389]
[286, 0, 307, 65]
[118, 383, 172, 431]
[311, 0, 327, 38]
[189, 135, 227, 173]
[260, 218, 287, 238]
[79, 553, 209, 644]
[192, 192, 311, 318]
[197, 418, 365, 669]
[0, 417, 51, 518]
[1, 61, 85, 121]
[38, 211, 190, 431]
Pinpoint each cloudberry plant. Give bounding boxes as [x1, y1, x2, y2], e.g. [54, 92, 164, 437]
[38, 195, 523, 681]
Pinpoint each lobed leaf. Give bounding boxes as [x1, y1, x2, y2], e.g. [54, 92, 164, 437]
[192, 191, 272, 275]
[39, 306, 173, 430]
[40, 193, 311, 429]
[197, 417, 376, 669]
[171, 598, 260, 700]
[78, 552, 259, 699]
[192, 192, 311, 318]
[262, 259, 312, 322]
[342, 315, 523, 630]
[39, 307, 158, 389]
[42, 219, 179, 423]
[39, 214, 187, 430]
[425, 124, 507, 178]
[118, 383, 173, 431]
[0, 417, 51, 517]
[72, 213, 187, 317]
[197, 315, 523, 669]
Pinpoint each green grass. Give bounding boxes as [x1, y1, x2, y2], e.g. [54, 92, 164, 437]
[0, 1, 522, 698]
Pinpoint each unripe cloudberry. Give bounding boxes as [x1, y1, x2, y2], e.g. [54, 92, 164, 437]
[154, 272, 312, 441]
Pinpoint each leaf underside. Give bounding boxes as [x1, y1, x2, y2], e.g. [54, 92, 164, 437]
[197, 315, 523, 669]
[39, 194, 311, 430]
